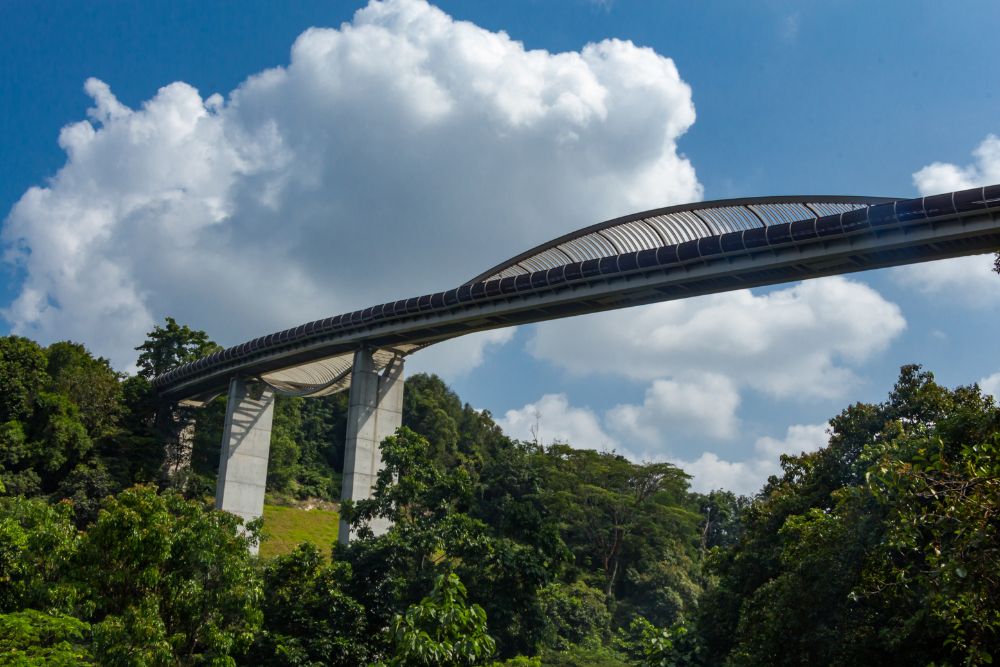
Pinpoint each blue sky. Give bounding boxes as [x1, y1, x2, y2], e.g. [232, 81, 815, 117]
[2, 0, 999, 493]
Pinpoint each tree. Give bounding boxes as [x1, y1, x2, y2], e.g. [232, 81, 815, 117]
[385, 572, 496, 667]
[403, 373, 515, 469]
[134, 318, 221, 485]
[77, 485, 262, 665]
[134, 317, 220, 380]
[697, 366, 1000, 666]
[265, 397, 304, 495]
[617, 616, 699, 667]
[694, 490, 746, 553]
[403, 374, 462, 467]
[250, 543, 369, 666]
[26, 392, 92, 493]
[867, 435, 1000, 664]
[0, 609, 94, 666]
[103, 375, 167, 489]
[0, 336, 48, 424]
[45, 341, 123, 438]
[0, 390, 94, 500]
[536, 447, 697, 599]
[0, 495, 79, 614]
[341, 427, 489, 641]
[536, 581, 610, 651]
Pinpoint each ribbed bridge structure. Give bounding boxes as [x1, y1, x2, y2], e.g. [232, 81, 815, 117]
[154, 185, 1000, 548]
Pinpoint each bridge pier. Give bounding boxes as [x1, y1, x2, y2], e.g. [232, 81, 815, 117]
[339, 348, 404, 544]
[212, 349, 403, 552]
[215, 376, 275, 554]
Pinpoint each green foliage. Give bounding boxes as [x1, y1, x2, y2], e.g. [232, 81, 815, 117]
[7, 322, 999, 667]
[699, 365, 1000, 666]
[867, 436, 1000, 664]
[55, 460, 115, 526]
[0, 485, 269, 665]
[537, 644, 631, 667]
[403, 374, 463, 466]
[45, 341, 123, 438]
[403, 374, 514, 469]
[385, 572, 496, 667]
[251, 543, 368, 666]
[0, 496, 79, 613]
[535, 445, 700, 613]
[0, 337, 101, 500]
[694, 490, 746, 552]
[341, 427, 492, 644]
[77, 485, 263, 665]
[109, 375, 165, 487]
[297, 392, 348, 476]
[0, 337, 47, 424]
[0, 609, 94, 666]
[0, 335, 161, 518]
[617, 616, 698, 667]
[536, 581, 610, 651]
[490, 658, 541, 667]
[135, 317, 220, 380]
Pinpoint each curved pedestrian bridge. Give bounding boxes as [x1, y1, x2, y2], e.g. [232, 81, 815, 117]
[153, 185, 1000, 547]
[155, 187, 1000, 403]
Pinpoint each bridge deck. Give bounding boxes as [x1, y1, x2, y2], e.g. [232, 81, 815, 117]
[154, 186, 1000, 403]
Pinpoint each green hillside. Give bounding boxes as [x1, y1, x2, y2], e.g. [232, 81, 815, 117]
[259, 504, 339, 559]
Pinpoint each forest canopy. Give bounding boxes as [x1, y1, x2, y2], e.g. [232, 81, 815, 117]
[0, 321, 997, 665]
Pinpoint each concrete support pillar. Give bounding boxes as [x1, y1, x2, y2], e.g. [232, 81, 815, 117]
[339, 349, 404, 544]
[216, 377, 274, 554]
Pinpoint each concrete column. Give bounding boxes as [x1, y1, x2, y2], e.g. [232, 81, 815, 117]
[216, 377, 274, 554]
[339, 350, 404, 544]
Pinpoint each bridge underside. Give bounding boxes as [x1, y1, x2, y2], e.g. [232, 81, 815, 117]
[152, 185, 1000, 544]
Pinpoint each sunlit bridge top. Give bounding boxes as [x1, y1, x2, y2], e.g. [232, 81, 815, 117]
[469, 197, 890, 282]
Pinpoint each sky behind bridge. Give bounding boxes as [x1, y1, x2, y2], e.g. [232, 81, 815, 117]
[2, 0, 999, 494]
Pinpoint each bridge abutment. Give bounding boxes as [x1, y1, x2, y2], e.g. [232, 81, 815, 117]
[339, 348, 404, 544]
[215, 376, 275, 554]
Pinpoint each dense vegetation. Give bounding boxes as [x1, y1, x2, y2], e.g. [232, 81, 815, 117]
[0, 319, 997, 665]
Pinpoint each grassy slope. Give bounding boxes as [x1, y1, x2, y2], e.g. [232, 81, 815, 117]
[259, 504, 339, 559]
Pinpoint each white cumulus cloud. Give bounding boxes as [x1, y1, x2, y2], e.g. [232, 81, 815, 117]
[675, 422, 829, 495]
[497, 393, 619, 451]
[912, 134, 1000, 195]
[407, 327, 515, 380]
[892, 134, 1000, 305]
[980, 371, 1000, 402]
[1, 0, 701, 370]
[528, 275, 906, 400]
[606, 374, 741, 446]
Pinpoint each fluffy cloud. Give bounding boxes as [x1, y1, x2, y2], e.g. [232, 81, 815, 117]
[406, 327, 515, 380]
[675, 422, 829, 495]
[1, 0, 701, 369]
[980, 371, 1000, 402]
[497, 393, 619, 451]
[529, 276, 906, 400]
[912, 134, 1000, 195]
[496, 378, 739, 461]
[892, 134, 1000, 305]
[606, 374, 741, 446]
[891, 253, 998, 306]
[753, 422, 830, 461]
